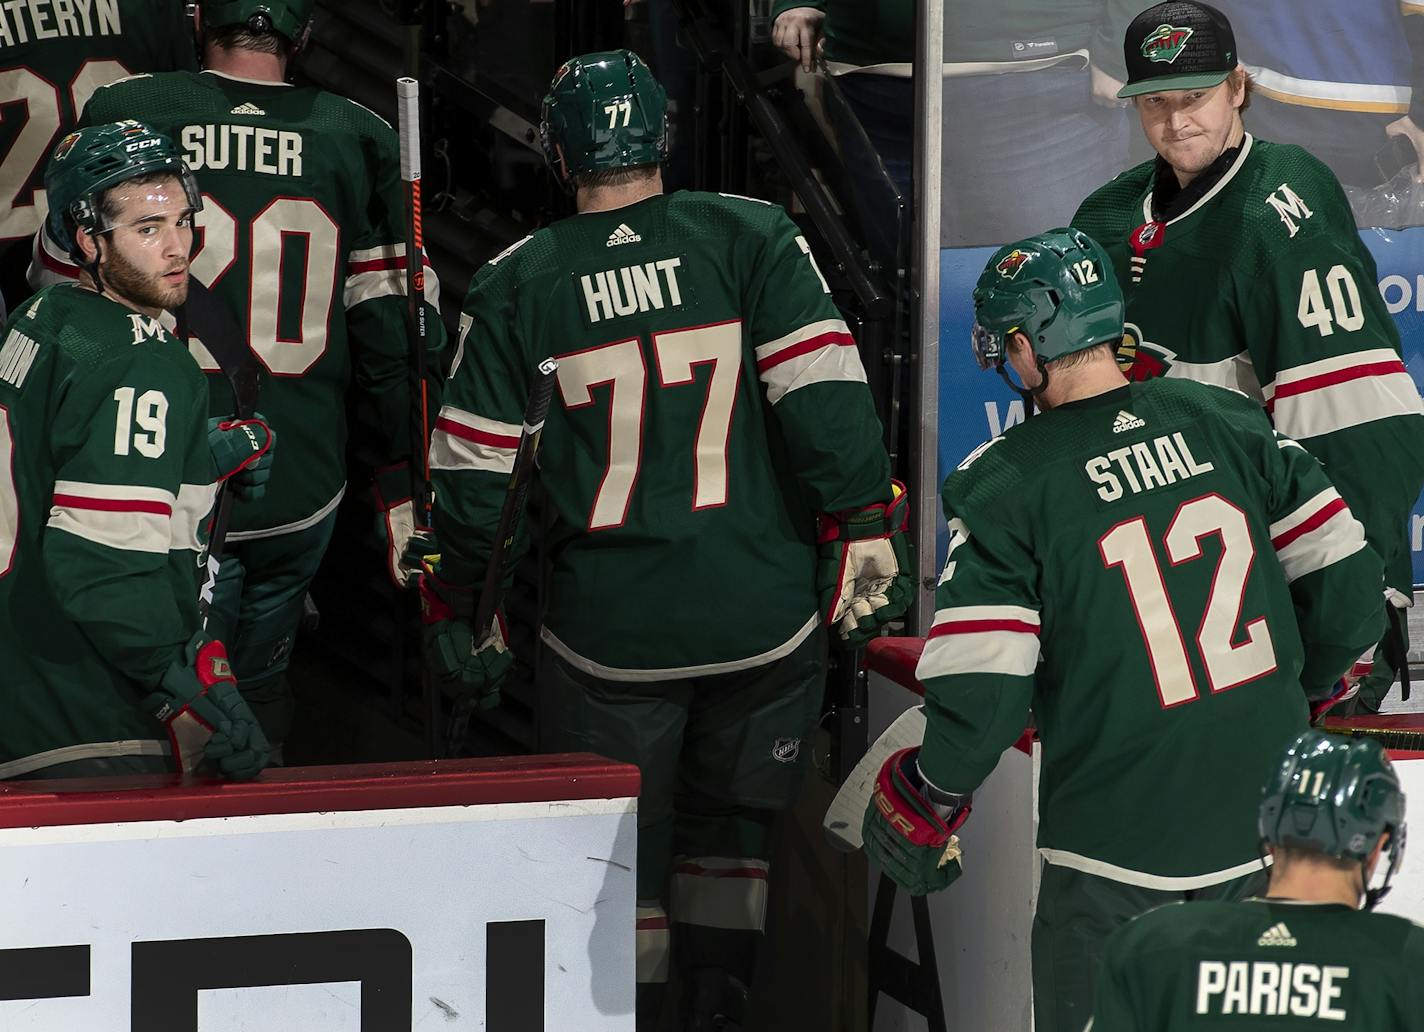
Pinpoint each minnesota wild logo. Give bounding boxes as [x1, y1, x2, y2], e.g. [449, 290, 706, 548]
[996, 248, 1033, 280]
[1116, 322, 1176, 381]
[1141, 23, 1194, 64]
[52, 131, 81, 162]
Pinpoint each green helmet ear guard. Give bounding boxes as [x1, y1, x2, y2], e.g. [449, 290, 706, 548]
[971, 228, 1125, 371]
[539, 49, 668, 191]
[200, 0, 314, 42]
[1259, 730, 1408, 909]
[44, 121, 201, 261]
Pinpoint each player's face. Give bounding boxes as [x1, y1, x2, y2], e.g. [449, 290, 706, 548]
[95, 175, 194, 316]
[1136, 76, 1245, 183]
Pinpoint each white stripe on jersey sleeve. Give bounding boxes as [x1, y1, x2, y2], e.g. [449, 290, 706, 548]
[47, 481, 177, 554]
[428, 405, 520, 474]
[1269, 487, 1367, 583]
[753, 319, 866, 404]
[344, 242, 442, 310]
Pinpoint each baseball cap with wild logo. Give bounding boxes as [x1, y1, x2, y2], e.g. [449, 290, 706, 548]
[1118, 1, 1238, 99]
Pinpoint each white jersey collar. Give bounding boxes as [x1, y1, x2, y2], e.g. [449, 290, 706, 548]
[200, 69, 292, 88]
[1142, 132, 1255, 227]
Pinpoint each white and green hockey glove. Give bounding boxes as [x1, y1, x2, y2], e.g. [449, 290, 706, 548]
[816, 480, 914, 647]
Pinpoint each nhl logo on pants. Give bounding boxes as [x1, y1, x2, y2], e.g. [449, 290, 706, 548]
[771, 738, 801, 764]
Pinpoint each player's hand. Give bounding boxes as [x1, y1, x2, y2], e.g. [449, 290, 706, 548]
[144, 634, 270, 780]
[817, 481, 914, 647]
[418, 561, 513, 709]
[372, 463, 431, 589]
[1089, 63, 1127, 109]
[772, 7, 825, 73]
[208, 413, 275, 502]
[862, 748, 968, 896]
[1386, 116, 1424, 182]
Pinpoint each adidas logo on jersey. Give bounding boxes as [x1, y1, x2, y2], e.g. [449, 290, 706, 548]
[1256, 922, 1297, 947]
[1112, 410, 1146, 433]
[230, 102, 267, 116]
[606, 223, 641, 247]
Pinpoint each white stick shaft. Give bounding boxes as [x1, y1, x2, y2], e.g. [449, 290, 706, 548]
[396, 76, 421, 183]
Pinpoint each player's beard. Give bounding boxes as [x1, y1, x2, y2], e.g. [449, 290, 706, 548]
[99, 244, 188, 313]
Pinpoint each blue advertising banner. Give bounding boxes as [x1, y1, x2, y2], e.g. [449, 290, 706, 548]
[936, 230, 1424, 581]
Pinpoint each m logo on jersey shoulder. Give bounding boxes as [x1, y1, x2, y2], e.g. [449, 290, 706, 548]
[606, 223, 641, 247]
[1265, 183, 1314, 239]
[1141, 23, 1193, 64]
[1112, 410, 1146, 433]
[996, 249, 1033, 280]
[230, 102, 267, 116]
[129, 314, 165, 344]
[1256, 922, 1297, 947]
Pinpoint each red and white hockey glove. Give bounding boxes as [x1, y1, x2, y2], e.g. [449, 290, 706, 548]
[816, 481, 914, 647]
[207, 414, 275, 502]
[143, 634, 270, 780]
[372, 462, 430, 589]
[862, 747, 968, 896]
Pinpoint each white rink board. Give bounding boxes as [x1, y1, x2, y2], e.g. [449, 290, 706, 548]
[1379, 755, 1424, 925]
[0, 797, 637, 1030]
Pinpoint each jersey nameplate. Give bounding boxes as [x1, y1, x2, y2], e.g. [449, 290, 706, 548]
[0, 0, 120, 45]
[1084, 431, 1214, 502]
[180, 125, 304, 178]
[577, 256, 690, 326]
[1196, 960, 1349, 1020]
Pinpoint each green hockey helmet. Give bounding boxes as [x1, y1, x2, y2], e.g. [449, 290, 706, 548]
[539, 49, 668, 189]
[44, 120, 202, 260]
[971, 228, 1124, 371]
[1259, 730, 1407, 908]
[200, 0, 314, 42]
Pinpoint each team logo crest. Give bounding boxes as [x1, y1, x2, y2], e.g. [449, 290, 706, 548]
[53, 132, 81, 162]
[995, 249, 1034, 280]
[771, 738, 801, 764]
[1116, 322, 1176, 381]
[1140, 23, 1194, 64]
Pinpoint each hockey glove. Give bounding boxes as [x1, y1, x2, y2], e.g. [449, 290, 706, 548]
[817, 481, 914, 647]
[862, 747, 968, 896]
[208, 414, 275, 502]
[143, 634, 270, 780]
[372, 462, 431, 589]
[418, 561, 513, 709]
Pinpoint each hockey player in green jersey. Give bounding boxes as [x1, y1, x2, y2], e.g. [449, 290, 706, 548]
[1086, 729, 1422, 1031]
[424, 50, 911, 1030]
[0, 121, 271, 781]
[0, 0, 197, 313]
[48, 0, 446, 754]
[1073, 1, 1424, 715]
[861, 229, 1386, 1032]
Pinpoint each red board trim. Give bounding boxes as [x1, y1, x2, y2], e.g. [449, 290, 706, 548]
[0, 753, 640, 830]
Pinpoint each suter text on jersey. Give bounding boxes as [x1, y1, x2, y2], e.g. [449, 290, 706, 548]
[1084, 431, 1214, 502]
[580, 256, 684, 323]
[0, 0, 119, 45]
[179, 124, 303, 178]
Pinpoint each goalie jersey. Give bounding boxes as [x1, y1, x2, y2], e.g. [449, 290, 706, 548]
[0, 285, 213, 776]
[51, 69, 444, 537]
[917, 378, 1383, 886]
[1088, 899, 1424, 1030]
[431, 192, 891, 678]
[1073, 134, 1424, 597]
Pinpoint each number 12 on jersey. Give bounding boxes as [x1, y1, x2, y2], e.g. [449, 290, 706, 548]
[1099, 494, 1277, 708]
[556, 320, 742, 530]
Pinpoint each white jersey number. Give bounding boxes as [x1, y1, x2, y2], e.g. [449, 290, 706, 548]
[0, 406, 15, 578]
[111, 386, 168, 458]
[556, 321, 743, 530]
[1296, 265, 1365, 337]
[1099, 493, 1276, 708]
[0, 60, 132, 241]
[189, 194, 340, 376]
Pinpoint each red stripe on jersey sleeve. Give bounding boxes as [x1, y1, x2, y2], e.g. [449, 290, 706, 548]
[51, 493, 172, 516]
[1266, 360, 1408, 412]
[928, 618, 1041, 639]
[434, 416, 519, 450]
[755, 330, 856, 373]
[1271, 497, 1349, 551]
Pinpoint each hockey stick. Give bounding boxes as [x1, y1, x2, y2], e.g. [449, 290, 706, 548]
[396, 76, 434, 528]
[1320, 722, 1424, 752]
[822, 704, 926, 851]
[443, 357, 559, 757]
[176, 277, 260, 628]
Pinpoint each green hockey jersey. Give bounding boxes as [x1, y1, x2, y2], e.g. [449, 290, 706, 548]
[0, 0, 196, 247]
[0, 284, 213, 777]
[56, 69, 444, 536]
[1073, 134, 1424, 596]
[1087, 899, 1424, 1030]
[432, 191, 891, 678]
[918, 378, 1383, 886]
